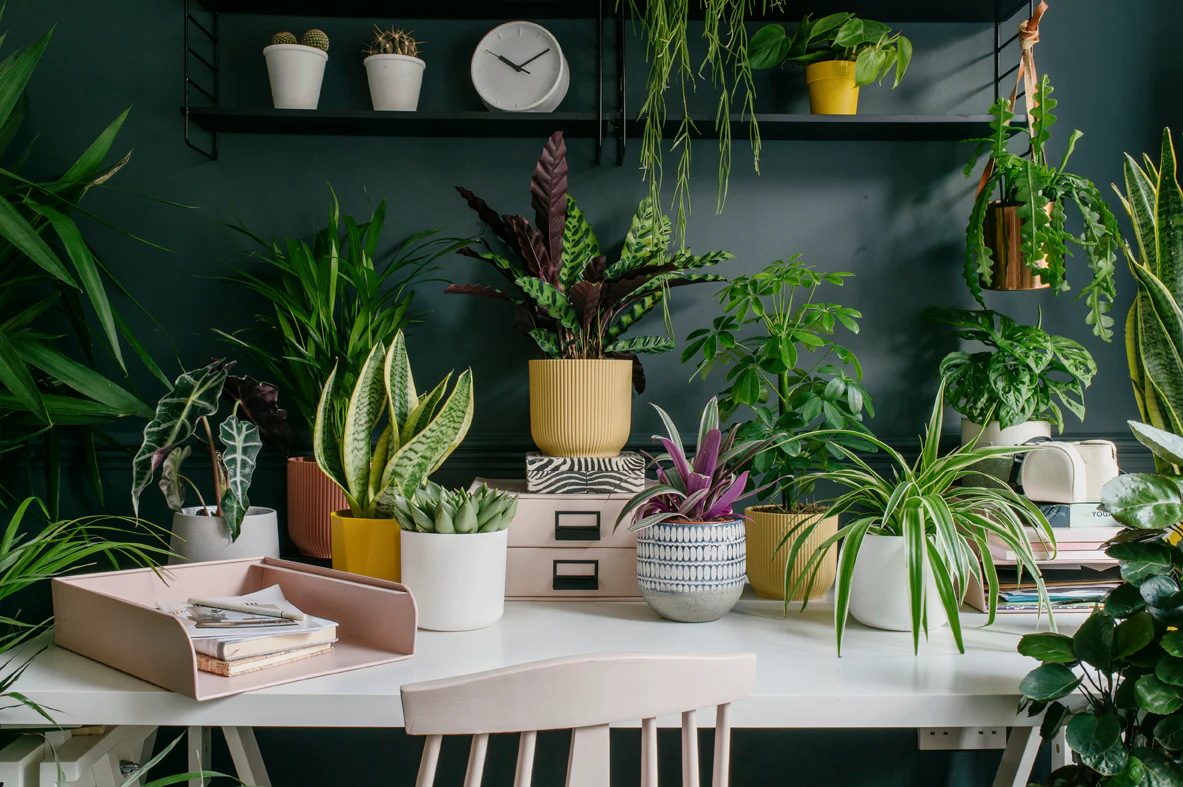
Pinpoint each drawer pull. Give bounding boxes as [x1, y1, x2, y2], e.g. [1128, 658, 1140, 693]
[553, 559, 600, 591]
[554, 511, 601, 541]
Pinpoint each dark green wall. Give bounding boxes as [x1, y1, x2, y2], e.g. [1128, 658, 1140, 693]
[3, 0, 1180, 784]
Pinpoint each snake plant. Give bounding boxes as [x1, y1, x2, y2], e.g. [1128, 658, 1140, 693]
[391, 481, 517, 534]
[313, 332, 473, 518]
[1114, 128, 1183, 473]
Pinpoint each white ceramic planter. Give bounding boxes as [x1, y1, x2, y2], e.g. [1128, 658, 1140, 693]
[169, 506, 280, 565]
[961, 419, 1052, 447]
[846, 533, 947, 632]
[263, 44, 328, 109]
[635, 519, 746, 623]
[399, 529, 508, 631]
[364, 55, 425, 111]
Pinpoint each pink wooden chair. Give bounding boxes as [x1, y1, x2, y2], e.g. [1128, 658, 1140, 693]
[400, 651, 757, 787]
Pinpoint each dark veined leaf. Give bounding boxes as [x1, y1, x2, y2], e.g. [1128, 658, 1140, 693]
[1156, 715, 1183, 750]
[1019, 663, 1082, 702]
[1073, 612, 1114, 670]
[1136, 674, 1183, 715]
[1017, 632, 1077, 663]
[223, 375, 290, 454]
[516, 277, 579, 332]
[1039, 701, 1070, 741]
[1105, 582, 1147, 617]
[528, 130, 568, 283]
[218, 413, 262, 539]
[1113, 611, 1156, 660]
[561, 194, 600, 288]
[604, 336, 674, 355]
[1065, 712, 1121, 756]
[1107, 540, 1176, 580]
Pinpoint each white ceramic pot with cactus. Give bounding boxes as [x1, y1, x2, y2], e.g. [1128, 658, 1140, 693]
[364, 26, 424, 111]
[264, 29, 330, 110]
[393, 482, 518, 631]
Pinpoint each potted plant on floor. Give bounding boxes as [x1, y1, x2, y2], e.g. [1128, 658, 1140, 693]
[682, 256, 875, 601]
[313, 332, 473, 582]
[264, 29, 330, 109]
[614, 398, 780, 623]
[781, 382, 1054, 655]
[220, 190, 463, 558]
[964, 74, 1122, 340]
[131, 362, 290, 563]
[447, 130, 733, 457]
[1016, 421, 1183, 785]
[364, 26, 425, 111]
[748, 13, 912, 115]
[390, 480, 517, 631]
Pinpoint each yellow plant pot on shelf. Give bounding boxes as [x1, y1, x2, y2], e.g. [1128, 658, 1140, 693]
[529, 358, 633, 457]
[805, 61, 859, 115]
[744, 505, 839, 600]
[330, 510, 401, 582]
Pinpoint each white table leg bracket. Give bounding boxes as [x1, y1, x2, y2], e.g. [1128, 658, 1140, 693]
[992, 727, 1043, 787]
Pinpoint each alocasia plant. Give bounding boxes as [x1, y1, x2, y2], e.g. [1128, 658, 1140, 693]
[446, 130, 734, 392]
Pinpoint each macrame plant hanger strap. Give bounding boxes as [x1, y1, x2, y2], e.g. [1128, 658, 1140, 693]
[975, 0, 1049, 199]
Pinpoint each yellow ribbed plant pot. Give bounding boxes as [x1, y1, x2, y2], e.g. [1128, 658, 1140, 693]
[744, 505, 839, 600]
[805, 60, 859, 115]
[529, 358, 633, 457]
[330, 510, 402, 582]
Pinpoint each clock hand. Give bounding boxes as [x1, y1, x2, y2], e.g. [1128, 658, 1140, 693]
[517, 47, 551, 69]
[485, 49, 531, 74]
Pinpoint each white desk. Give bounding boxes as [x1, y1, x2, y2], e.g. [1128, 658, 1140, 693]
[0, 599, 1082, 784]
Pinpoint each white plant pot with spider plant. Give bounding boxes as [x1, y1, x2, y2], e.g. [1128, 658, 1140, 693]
[364, 54, 425, 111]
[846, 533, 946, 633]
[169, 506, 280, 565]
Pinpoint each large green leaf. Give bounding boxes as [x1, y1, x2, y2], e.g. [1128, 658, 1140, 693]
[1017, 632, 1077, 663]
[1138, 675, 1183, 715]
[560, 195, 600, 288]
[158, 445, 190, 512]
[516, 277, 578, 332]
[130, 360, 228, 515]
[312, 362, 349, 501]
[604, 336, 674, 355]
[1156, 124, 1183, 296]
[0, 196, 73, 285]
[1065, 712, 1121, 756]
[1130, 418, 1183, 467]
[1073, 612, 1114, 671]
[14, 338, 148, 416]
[0, 29, 51, 136]
[384, 331, 418, 432]
[1019, 663, 1083, 702]
[0, 325, 46, 423]
[219, 414, 262, 540]
[611, 198, 670, 277]
[1103, 474, 1183, 530]
[341, 342, 387, 503]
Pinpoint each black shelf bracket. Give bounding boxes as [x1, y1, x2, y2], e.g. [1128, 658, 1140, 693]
[616, 3, 626, 167]
[184, 0, 219, 160]
[993, 0, 1036, 112]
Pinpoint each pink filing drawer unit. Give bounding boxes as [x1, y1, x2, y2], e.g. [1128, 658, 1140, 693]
[476, 479, 642, 600]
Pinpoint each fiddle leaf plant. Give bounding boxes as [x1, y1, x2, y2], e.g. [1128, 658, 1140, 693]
[963, 74, 1122, 341]
[748, 13, 912, 87]
[682, 256, 874, 510]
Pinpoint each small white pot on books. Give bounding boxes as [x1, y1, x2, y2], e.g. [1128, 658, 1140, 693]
[169, 506, 280, 565]
[399, 529, 508, 631]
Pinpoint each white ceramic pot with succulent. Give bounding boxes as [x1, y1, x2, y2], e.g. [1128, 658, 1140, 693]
[264, 29, 330, 110]
[363, 26, 425, 111]
[393, 482, 518, 631]
[617, 399, 780, 624]
[131, 362, 290, 565]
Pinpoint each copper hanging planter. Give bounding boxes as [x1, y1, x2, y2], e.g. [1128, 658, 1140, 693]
[981, 201, 1051, 291]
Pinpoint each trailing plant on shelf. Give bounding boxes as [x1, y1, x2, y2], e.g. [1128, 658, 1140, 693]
[963, 74, 1122, 341]
[391, 481, 517, 534]
[748, 13, 912, 86]
[219, 190, 463, 440]
[1016, 421, 1183, 786]
[780, 382, 1054, 655]
[447, 130, 733, 392]
[928, 308, 1097, 433]
[365, 26, 420, 58]
[130, 362, 290, 539]
[682, 255, 874, 511]
[313, 332, 473, 519]
[1114, 128, 1183, 471]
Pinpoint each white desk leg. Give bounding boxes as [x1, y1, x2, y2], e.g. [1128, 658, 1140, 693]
[992, 727, 1042, 787]
[1050, 727, 1071, 771]
[188, 727, 211, 787]
[222, 727, 272, 787]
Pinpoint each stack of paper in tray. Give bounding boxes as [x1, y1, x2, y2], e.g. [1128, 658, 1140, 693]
[160, 585, 337, 677]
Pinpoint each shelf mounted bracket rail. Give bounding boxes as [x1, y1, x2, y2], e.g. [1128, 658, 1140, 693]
[184, 0, 219, 160]
[993, 0, 1037, 113]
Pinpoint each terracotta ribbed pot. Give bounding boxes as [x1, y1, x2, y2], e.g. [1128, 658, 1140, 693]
[981, 202, 1052, 291]
[287, 456, 346, 558]
[528, 359, 632, 457]
[744, 506, 838, 601]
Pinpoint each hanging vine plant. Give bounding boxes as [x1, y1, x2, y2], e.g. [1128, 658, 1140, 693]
[627, 0, 781, 242]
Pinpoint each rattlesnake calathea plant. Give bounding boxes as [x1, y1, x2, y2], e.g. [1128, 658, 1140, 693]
[131, 362, 290, 539]
[446, 130, 734, 392]
[1016, 421, 1183, 786]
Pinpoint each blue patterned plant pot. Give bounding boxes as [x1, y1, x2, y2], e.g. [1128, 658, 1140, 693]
[635, 519, 747, 623]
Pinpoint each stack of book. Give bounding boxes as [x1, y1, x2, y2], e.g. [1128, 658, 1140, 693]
[160, 585, 337, 677]
[984, 502, 1119, 565]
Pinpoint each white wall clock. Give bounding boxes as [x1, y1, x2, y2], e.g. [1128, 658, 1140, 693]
[471, 21, 569, 113]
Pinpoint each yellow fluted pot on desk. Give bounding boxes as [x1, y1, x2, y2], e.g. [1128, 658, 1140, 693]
[330, 510, 402, 582]
[745, 506, 839, 600]
[529, 358, 633, 457]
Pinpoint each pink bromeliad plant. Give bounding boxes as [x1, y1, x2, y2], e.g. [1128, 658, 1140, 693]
[615, 398, 779, 531]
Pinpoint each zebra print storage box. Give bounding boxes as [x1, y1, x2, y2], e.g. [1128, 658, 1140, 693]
[525, 452, 646, 494]
[472, 479, 642, 600]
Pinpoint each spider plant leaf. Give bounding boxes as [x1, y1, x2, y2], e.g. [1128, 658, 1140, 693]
[834, 518, 872, 657]
[926, 541, 964, 653]
[901, 499, 927, 654]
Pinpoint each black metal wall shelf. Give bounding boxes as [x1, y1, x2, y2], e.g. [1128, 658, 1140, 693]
[622, 113, 1013, 142]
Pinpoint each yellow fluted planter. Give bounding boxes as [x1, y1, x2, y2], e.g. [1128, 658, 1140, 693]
[745, 506, 838, 600]
[529, 359, 633, 457]
[330, 510, 402, 582]
[805, 60, 859, 115]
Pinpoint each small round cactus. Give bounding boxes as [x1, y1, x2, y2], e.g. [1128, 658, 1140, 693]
[365, 26, 421, 58]
[300, 29, 330, 52]
[270, 31, 298, 46]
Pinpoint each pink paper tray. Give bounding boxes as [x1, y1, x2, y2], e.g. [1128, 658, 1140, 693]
[52, 557, 417, 701]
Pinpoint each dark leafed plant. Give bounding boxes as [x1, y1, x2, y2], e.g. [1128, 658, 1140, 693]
[1016, 422, 1183, 786]
[614, 398, 779, 531]
[447, 130, 733, 392]
[929, 308, 1096, 433]
[748, 13, 912, 86]
[682, 256, 874, 510]
[964, 75, 1121, 341]
[130, 361, 288, 539]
